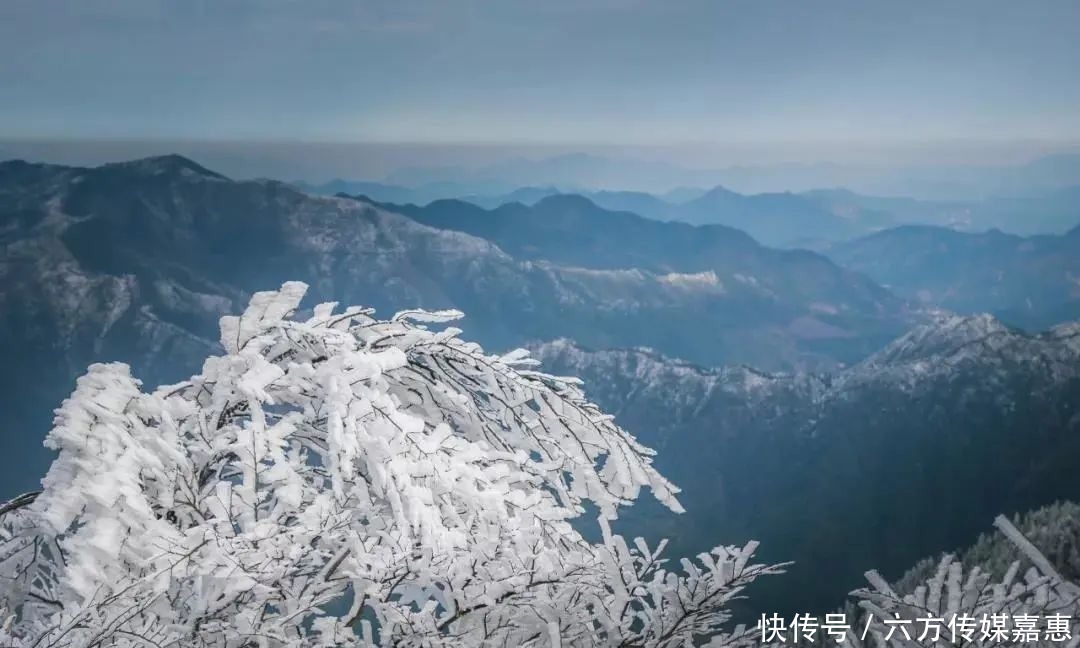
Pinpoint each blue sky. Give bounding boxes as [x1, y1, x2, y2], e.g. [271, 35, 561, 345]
[3, 0, 1080, 152]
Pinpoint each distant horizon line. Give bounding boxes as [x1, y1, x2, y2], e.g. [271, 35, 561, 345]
[5, 136, 1080, 171]
[5, 134, 1080, 148]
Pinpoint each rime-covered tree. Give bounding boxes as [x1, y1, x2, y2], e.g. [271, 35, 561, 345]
[849, 515, 1080, 647]
[0, 282, 781, 648]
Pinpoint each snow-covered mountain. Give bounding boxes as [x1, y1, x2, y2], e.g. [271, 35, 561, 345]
[533, 316, 1080, 615]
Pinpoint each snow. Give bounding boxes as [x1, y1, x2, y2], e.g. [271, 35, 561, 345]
[658, 270, 725, 292]
[535, 311, 1080, 415]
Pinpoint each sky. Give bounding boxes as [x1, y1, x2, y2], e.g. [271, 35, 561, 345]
[2, 0, 1080, 181]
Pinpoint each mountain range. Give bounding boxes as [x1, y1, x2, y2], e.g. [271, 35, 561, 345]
[828, 224, 1080, 330]
[357, 151, 1080, 200]
[368, 193, 900, 325]
[366, 190, 1080, 325]
[567, 185, 1080, 245]
[0, 155, 916, 498]
[7, 139, 1080, 201]
[302, 176, 1080, 249]
[357, 193, 917, 363]
[307, 181, 886, 248]
[592, 186, 882, 247]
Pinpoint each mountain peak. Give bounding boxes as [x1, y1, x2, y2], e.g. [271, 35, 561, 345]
[862, 312, 1014, 366]
[100, 154, 226, 180]
[696, 184, 741, 201]
[533, 193, 601, 210]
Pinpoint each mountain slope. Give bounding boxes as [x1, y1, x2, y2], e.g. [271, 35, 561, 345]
[370, 193, 912, 358]
[828, 224, 1080, 329]
[533, 316, 1080, 615]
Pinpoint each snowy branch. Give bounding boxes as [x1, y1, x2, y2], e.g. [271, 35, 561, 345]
[0, 282, 779, 648]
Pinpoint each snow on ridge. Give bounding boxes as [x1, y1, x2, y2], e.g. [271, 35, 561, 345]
[541, 264, 648, 282]
[99, 155, 226, 180]
[535, 266, 728, 305]
[532, 338, 800, 401]
[1047, 321, 1080, 354]
[296, 199, 516, 262]
[658, 270, 725, 292]
[536, 310, 1080, 408]
[838, 310, 1080, 394]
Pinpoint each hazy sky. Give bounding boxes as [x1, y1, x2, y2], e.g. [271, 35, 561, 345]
[3, 0, 1080, 152]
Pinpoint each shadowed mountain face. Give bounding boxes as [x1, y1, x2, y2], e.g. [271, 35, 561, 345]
[0, 156, 916, 497]
[534, 315, 1080, 617]
[828, 224, 1080, 330]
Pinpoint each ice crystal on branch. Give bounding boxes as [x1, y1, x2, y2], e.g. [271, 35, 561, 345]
[0, 282, 780, 647]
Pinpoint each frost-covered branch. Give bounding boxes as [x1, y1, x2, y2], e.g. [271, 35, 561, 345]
[849, 514, 1080, 647]
[0, 492, 40, 518]
[0, 282, 779, 647]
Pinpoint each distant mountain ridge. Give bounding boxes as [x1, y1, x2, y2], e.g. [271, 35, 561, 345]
[299, 175, 1080, 248]
[307, 180, 887, 248]
[361, 192, 911, 355]
[6, 139, 1080, 200]
[376, 151, 1080, 200]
